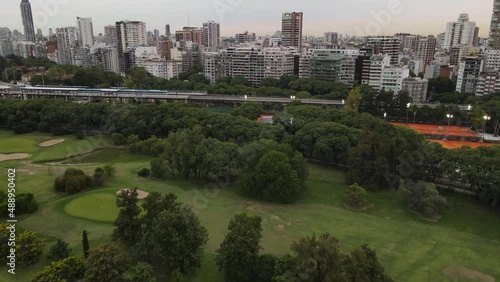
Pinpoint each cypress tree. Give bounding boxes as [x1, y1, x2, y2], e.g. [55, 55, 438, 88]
[82, 230, 90, 259]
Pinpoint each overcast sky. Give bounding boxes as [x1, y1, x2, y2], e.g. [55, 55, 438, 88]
[0, 0, 495, 37]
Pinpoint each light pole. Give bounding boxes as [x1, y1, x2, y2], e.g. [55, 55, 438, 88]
[290, 96, 296, 101]
[406, 103, 411, 124]
[445, 114, 453, 140]
[466, 105, 472, 125]
[384, 112, 387, 121]
[482, 115, 491, 141]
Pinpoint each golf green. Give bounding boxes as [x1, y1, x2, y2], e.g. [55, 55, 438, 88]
[64, 193, 119, 222]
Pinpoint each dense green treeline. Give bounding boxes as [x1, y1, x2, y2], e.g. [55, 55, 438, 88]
[1, 99, 499, 207]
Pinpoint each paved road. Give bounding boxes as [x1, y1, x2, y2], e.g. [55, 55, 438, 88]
[0, 87, 472, 110]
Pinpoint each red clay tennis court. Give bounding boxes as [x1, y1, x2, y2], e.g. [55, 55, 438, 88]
[431, 140, 497, 149]
[391, 122, 498, 149]
[391, 122, 477, 138]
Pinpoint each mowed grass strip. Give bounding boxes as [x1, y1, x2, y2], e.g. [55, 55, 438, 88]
[64, 192, 119, 222]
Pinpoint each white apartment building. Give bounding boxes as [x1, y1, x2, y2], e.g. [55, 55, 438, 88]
[134, 47, 160, 60]
[56, 27, 78, 65]
[380, 65, 410, 92]
[77, 17, 94, 48]
[136, 60, 183, 80]
[116, 21, 147, 74]
[443, 14, 476, 51]
[368, 54, 391, 90]
[204, 52, 221, 84]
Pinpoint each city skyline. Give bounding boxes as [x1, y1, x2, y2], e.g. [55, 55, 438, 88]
[0, 0, 495, 37]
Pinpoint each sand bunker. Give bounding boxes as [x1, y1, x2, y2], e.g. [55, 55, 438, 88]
[116, 189, 150, 199]
[39, 139, 65, 147]
[443, 265, 495, 282]
[0, 153, 30, 162]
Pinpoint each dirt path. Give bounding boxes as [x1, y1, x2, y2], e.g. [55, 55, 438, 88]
[39, 139, 65, 147]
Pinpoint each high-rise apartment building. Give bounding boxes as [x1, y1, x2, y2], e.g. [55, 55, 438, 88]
[203, 47, 296, 86]
[417, 35, 436, 67]
[308, 48, 357, 88]
[299, 50, 313, 78]
[20, 0, 36, 42]
[116, 21, 147, 74]
[236, 31, 256, 44]
[368, 54, 391, 90]
[0, 41, 14, 57]
[104, 25, 117, 46]
[476, 71, 500, 96]
[324, 32, 338, 44]
[202, 21, 220, 48]
[484, 49, 500, 71]
[136, 60, 183, 80]
[176, 27, 203, 45]
[0, 27, 12, 40]
[436, 33, 445, 49]
[395, 33, 420, 53]
[355, 48, 374, 85]
[379, 65, 410, 92]
[489, 0, 500, 49]
[165, 24, 171, 39]
[367, 37, 400, 65]
[402, 77, 429, 102]
[456, 56, 484, 94]
[449, 45, 470, 67]
[77, 17, 95, 48]
[153, 29, 160, 41]
[443, 14, 476, 51]
[155, 41, 173, 60]
[264, 47, 296, 80]
[92, 47, 120, 74]
[36, 28, 43, 41]
[56, 27, 78, 65]
[281, 12, 303, 50]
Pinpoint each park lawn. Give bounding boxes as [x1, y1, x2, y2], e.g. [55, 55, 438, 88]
[0, 150, 499, 282]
